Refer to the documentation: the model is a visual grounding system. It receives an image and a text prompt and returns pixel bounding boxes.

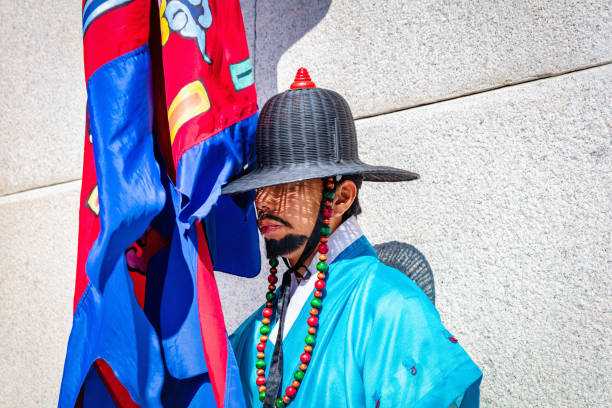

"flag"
[59,0,259,406]
[156,0,259,406]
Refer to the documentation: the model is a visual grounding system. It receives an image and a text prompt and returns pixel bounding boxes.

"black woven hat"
[221,68,419,195]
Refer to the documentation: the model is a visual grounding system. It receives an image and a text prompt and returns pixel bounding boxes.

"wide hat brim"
[221,161,419,195]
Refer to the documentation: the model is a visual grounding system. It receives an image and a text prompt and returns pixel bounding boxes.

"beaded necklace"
[254,177,336,407]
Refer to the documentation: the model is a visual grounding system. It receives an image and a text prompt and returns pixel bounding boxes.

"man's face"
[255,179,323,260]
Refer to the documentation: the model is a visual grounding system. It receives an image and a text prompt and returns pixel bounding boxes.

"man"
[223,68,482,407]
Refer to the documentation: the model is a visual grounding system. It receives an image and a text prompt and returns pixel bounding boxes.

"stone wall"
[1,0,610,406]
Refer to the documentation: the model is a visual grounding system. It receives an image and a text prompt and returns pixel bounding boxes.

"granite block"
[255,0,612,117]
[354,64,611,406]
[239,0,256,68]
[0,182,80,406]
[0,0,86,195]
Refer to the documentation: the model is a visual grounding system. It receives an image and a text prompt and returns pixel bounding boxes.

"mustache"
[258,213,292,228]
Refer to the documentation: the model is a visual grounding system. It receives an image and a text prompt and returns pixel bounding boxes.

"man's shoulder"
[338,252,432,304]
[332,252,441,334]
[333,233,433,303]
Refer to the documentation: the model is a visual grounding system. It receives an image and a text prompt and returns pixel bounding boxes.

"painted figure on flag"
[162,0,214,64]
[59,0,259,406]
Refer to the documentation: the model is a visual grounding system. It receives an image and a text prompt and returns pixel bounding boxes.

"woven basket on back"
[373,241,435,305]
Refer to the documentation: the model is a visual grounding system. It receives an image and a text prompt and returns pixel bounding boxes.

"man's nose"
[255,185,287,213]
[255,189,275,214]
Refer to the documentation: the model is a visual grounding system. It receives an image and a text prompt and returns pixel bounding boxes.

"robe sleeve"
[229,306,265,407]
[360,265,482,408]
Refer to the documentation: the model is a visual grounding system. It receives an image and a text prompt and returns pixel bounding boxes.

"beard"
[265,233,308,259]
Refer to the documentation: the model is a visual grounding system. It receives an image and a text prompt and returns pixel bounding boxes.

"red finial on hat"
[290,67,316,89]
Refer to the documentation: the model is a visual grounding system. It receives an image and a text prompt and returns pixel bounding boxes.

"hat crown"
[221,68,418,195]
[256,86,360,170]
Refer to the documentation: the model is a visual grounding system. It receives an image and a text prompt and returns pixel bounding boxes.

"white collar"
[269,216,363,344]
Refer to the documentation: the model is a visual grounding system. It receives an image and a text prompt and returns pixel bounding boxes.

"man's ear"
[331,179,357,221]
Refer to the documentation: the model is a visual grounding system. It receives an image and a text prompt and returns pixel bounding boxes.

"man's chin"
[264,234,308,259]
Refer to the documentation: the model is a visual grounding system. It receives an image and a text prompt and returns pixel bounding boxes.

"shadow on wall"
[254,0,331,105]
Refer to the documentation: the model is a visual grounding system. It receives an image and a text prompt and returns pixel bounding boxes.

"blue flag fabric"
[59,45,166,407]
[61,0,259,405]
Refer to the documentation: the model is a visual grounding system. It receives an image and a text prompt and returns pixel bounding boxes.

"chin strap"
[263,179,331,408]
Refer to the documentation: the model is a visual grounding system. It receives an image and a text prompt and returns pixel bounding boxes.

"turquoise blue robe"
[230,236,482,407]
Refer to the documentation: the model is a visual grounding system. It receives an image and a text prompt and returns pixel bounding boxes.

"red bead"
[285,386,297,397]
[314,280,326,290]
[268,275,278,284]
[322,208,333,218]
[307,316,318,326]
[318,244,329,254]
[256,376,266,386]
[265,301,274,308]
[257,342,266,352]
[313,290,322,298]
[300,353,311,363]
[262,308,273,317]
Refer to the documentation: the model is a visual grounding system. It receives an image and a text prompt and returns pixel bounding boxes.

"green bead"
[260,325,270,335]
[275,398,286,408]
[256,359,266,369]
[294,370,305,381]
[310,298,322,308]
[320,226,331,236]
[266,292,276,301]
[269,258,279,267]
[324,190,335,200]
[305,334,316,345]
[259,391,266,401]
[316,261,327,272]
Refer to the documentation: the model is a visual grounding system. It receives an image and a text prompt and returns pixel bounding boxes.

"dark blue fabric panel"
[160,223,208,379]
[204,192,260,278]
[82,365,117,407]
[160,337,247,408]
[162,371,216,408]
[175,114,260,278]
